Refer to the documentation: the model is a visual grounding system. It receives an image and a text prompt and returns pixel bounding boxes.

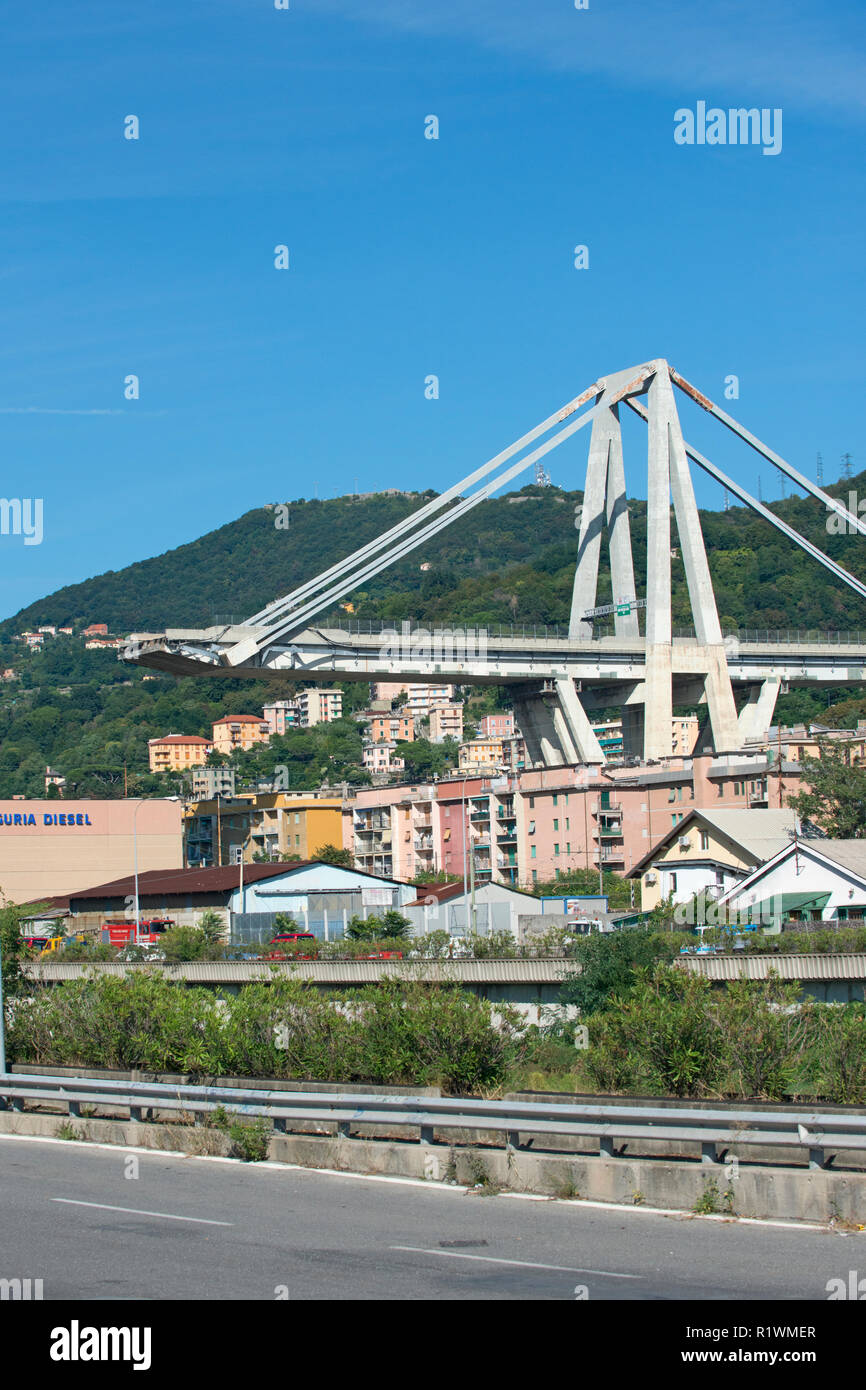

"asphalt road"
[0,1134,861,1301]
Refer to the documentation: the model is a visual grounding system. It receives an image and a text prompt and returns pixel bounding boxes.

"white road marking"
[389,1244,641,1278]
[0,1134,831,1234]
[50,1197,232,1227]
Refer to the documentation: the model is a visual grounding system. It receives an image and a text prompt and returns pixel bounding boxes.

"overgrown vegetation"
[8,975,523,1094]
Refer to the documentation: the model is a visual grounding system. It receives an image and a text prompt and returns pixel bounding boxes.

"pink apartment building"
[344,752,801,889]
[478,712,515,739]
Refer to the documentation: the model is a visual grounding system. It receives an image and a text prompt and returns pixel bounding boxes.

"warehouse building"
[51,859,414,943]
[0,798,184,907]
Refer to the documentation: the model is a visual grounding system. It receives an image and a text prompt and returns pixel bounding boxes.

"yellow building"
[628,808,800,912]
[148,733,212,774]
[184,792,344,866]
[212,714,272,755]
[459,736,504,770]
[248,793,344,860]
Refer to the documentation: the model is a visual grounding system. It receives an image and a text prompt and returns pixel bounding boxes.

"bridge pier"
[737,677,783,744]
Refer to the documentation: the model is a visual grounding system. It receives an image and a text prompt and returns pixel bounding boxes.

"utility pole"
[0,931,6,1075]
[816,452,824,484]
[842,452,854,480]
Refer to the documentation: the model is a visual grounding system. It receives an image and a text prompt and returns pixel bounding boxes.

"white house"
[719,839,866,930]
[627,808,801,910]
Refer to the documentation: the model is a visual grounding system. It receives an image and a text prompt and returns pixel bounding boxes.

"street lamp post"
[133,796,180,947]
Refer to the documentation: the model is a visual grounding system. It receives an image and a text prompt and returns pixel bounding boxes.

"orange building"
[212,714,272,755]
[368,713,414,743]
[148,733,213,774]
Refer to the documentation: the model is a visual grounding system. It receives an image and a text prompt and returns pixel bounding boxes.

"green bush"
[9,974,522,1095]
[559,929,691,1016]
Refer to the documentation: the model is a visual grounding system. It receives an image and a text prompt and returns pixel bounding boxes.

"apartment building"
[478,712,514,739]
[405,684,454,718]
[262,700,300,737]
[459,736,505,770]
[212,714,272,755]
[371,681,409,701]
[188,766,237,800]
[343,751,805,891]
[429,703,463,743]
[295,688,343,727]
[758,722,866,764]
[368,713,414,743]
[362,742,405,777]
[148,733,213,774]
[185,792,343,866]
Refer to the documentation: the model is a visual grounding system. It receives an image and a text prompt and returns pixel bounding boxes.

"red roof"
[148,734,211,746]
[67,860,317,903]
[407,880,465,907]
[212,714,269,725]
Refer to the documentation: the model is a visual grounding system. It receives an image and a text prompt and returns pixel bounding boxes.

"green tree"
[558,929,685,1016]
[788,739,866,837]
[314,843,353,867]
[0,903,30,1000]
[197,910,225,945]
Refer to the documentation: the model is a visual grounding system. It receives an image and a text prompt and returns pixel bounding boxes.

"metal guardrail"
[2,1072,864,1171]
[305,617,866,647]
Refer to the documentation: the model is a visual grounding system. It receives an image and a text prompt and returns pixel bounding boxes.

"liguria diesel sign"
[0,813,94,828]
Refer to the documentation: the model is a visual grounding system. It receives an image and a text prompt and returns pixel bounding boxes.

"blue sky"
[1,0,864,617]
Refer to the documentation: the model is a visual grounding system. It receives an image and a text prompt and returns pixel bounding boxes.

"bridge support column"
[645,370,674,758]
[644,363,740,757]
[554,679,605,764]
[621,704,645,759]
[737,677,782,744]
[570,372,640,641]
[510,693,566,768]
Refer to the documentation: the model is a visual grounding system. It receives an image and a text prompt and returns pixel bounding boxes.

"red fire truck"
[102,919,174,948]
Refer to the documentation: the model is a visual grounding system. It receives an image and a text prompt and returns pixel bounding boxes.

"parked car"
[263,931,319,961]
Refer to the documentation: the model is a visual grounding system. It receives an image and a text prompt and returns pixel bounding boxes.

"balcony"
[594,801,622,815]
[497,832,517,845]
[414,816,433,829]
[596,846,625,863]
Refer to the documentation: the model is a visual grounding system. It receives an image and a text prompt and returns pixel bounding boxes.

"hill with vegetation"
[2,475,866,798]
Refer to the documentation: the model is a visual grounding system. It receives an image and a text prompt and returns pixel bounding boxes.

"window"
[531,869,537,883]
[565,818,570,830]
[553,795,558,807]
[295,835,300,847]
[554,844,560,856]
[529,796,535,809]
[669,873,677,893]
[566,842,570,854]
[553,819,559,832]
[294,813,301,824]
[565,794,569,806]
[700,831,710,850]
[531,845,536,859]
[528,820,536,834]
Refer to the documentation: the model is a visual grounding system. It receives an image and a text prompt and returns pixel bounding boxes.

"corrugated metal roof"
[24,959,568,984]
[678,953,866,981]
[66,860,411,903]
